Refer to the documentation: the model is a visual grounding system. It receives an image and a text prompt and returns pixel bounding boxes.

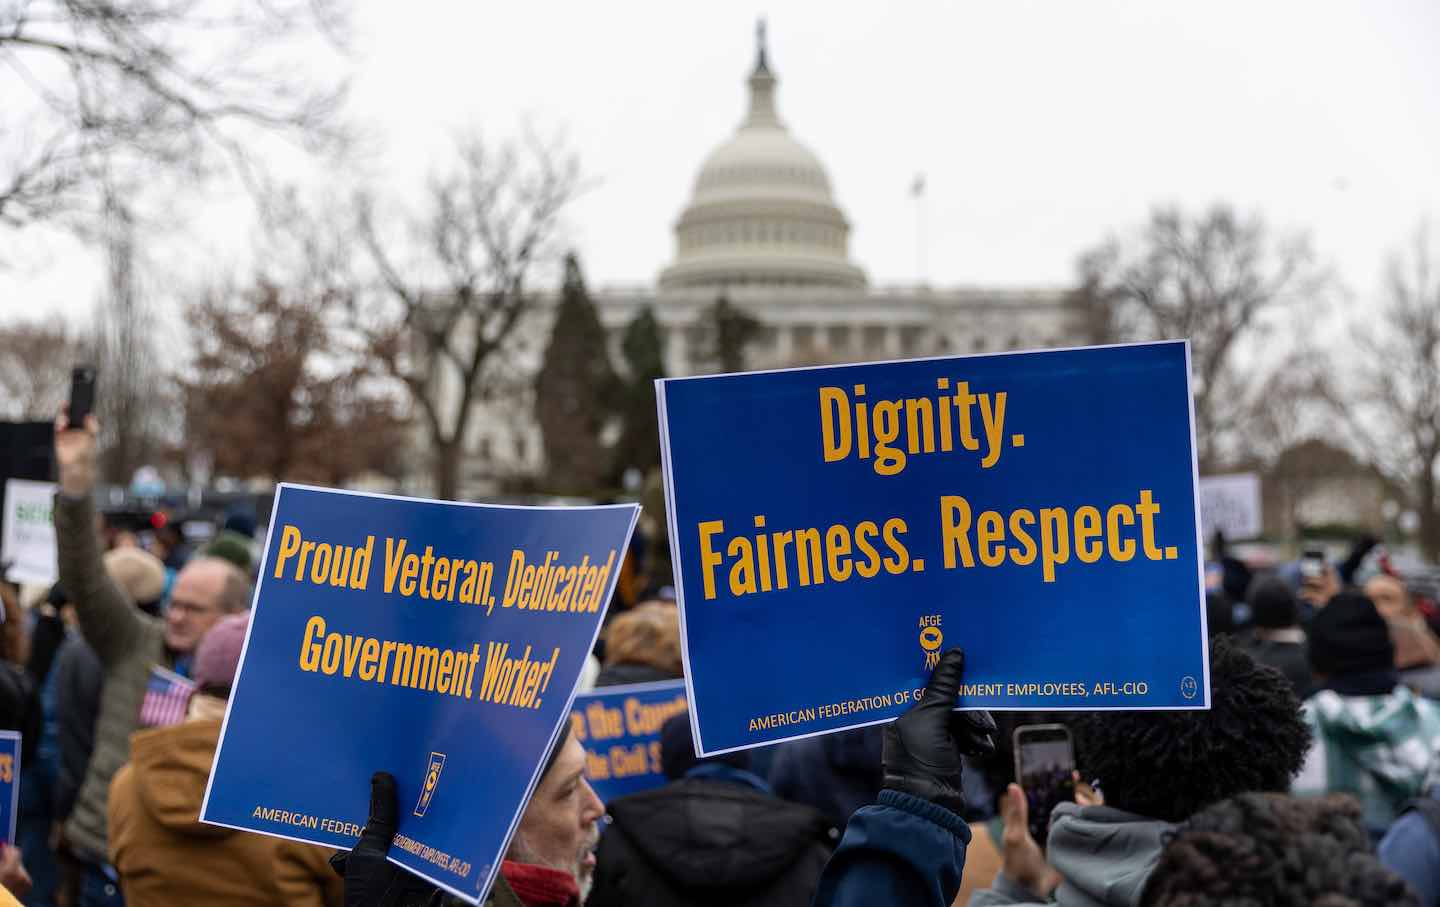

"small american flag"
[139,666,196,729]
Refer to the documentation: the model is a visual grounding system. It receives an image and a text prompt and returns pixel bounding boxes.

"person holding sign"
[335,721,603,907]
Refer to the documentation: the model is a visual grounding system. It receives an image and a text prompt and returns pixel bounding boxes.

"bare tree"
[1078,204,1328,469]
[0,0,349,235]
[0,314,83,418]
[1337,223,1440,559]
[183,279,408,486]
[353,134,582,500]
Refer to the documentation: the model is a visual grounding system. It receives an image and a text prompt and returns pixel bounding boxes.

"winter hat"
[541,714,573,779]
[1307,594,1395,677]
[193,613,250,696]
[204,530,254,573]
[1248,575,1299,630]
[103,547,166,607]
[659,711,749,780]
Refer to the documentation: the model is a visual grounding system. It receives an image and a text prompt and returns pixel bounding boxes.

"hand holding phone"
[1013,724,1076,844]
[68,366,97,426]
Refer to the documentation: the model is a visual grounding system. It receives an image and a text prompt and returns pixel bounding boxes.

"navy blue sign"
[202,485,639,903]
[0,731,17,845]
[657,341,1208,755]
[568,680,688,803]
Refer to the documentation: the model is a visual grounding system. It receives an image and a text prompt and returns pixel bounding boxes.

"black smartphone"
[1013,723,1076,844]
[69,365,97,425]
[1300,548,1327,581]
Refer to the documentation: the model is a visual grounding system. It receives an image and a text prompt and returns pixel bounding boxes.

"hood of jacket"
[606,777,831,890]
[1306,686,1440,795]
[1045,803,1172,907]
[128,718,231,839]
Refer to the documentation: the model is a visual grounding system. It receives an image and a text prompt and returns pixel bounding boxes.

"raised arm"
[813,648,995,907]
[53,412,143,666]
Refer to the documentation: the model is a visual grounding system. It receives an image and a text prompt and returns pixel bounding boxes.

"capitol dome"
[658,25,867,291]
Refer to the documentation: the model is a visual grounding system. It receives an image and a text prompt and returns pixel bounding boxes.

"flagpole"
[912,173,927,287]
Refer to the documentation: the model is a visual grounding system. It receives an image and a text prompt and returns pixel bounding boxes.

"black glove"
[882,648,997,815]
[330,772,442,907]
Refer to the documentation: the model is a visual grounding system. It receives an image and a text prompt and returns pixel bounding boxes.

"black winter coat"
[588,778,839,907]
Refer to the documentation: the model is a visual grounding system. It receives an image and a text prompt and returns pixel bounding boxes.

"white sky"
[3,0,1438,323]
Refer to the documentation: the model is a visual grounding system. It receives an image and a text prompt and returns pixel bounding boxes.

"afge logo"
[413,751,447,818]
[918,615,944,670]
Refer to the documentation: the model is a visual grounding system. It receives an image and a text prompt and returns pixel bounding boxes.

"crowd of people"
[1,413,1440,905]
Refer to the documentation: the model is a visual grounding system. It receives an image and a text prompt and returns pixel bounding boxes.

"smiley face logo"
[919,625,944,652]
[1180,676,1198,700]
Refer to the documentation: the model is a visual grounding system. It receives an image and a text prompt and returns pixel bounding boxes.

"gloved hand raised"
[882,647,997,816]
[330,772,441,907]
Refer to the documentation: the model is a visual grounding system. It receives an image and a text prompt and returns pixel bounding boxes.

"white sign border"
[656,338,1212,758]
[198,482,641,905]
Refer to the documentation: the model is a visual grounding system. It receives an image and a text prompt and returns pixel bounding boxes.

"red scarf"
[500,860,579,907]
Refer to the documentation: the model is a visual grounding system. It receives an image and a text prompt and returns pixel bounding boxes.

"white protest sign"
[1198,472,1262,540]
[2,479,58,585]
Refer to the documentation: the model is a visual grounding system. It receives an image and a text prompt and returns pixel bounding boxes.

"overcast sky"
[3,0,1438,323]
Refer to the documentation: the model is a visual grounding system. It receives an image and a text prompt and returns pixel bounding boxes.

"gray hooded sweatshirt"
[968,802,1173,907]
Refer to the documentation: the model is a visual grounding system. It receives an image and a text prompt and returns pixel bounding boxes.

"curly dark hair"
[1141,793,1418,907]
[1073,634,1311,822]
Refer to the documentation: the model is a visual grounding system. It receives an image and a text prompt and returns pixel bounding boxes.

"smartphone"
[1013,723,1076,844]
[1300,549,1326,581]
[69,365,98,426]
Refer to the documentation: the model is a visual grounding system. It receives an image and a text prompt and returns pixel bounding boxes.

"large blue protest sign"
[202,485,639,903]
[0,731,18,845]
[568,680,688,803]
[658,341,1207,756]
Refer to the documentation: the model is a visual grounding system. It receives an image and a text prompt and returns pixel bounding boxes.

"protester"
[1293,592,1440,836]
[969,634,1312,906]
[807,648,995,906]
[337,722,604,906]
[1141,793,1417,906]
[20,584,69,907]
[0,584,41,905]
[1367,573,1440,698]
[1238,573,1312,699]
[595,603,682,687]
[587,712,838,906]
[107,613,341,906]
[52,411,251,907]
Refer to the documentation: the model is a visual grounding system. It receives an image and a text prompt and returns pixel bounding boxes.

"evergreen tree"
[611,307,667,482]
[702,292,762,373]
[535,253,619,495]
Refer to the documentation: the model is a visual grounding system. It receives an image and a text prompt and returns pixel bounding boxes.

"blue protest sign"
[657,341,1208,756]
[0,731,19,845]
[568,680,688,803]
[202,485,639,903]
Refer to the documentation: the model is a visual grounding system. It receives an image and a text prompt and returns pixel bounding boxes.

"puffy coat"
[588,775,838,907]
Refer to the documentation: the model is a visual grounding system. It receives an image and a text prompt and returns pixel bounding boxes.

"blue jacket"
[813,789,970,907]
[1380,799,1440,907]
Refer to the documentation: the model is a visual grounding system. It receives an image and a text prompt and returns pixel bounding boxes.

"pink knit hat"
[193,613,250,693]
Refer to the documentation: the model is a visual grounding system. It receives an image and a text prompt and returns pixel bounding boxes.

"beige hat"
[103,548,166,605]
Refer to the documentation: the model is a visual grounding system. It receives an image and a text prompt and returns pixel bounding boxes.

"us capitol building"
[458,28,1079,495]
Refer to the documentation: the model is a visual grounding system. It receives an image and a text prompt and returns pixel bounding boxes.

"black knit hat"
[541,714,573,779]
[1307,593,1394,677]
[1248,575,1299,629]
[659,712,749,780]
